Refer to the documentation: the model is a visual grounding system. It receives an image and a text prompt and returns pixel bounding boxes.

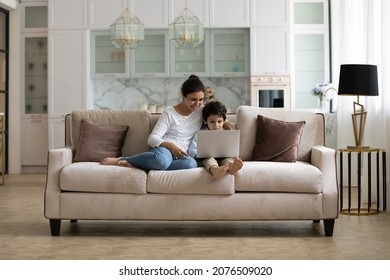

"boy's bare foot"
[100,157,120,165]
[228,157,243,175]
[210,165,229,180]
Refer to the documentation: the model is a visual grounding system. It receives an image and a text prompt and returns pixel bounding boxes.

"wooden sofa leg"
[323,219,335,236]
[50,219,61,236]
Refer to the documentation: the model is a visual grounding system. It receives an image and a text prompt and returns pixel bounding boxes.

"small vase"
[319,95,326,112]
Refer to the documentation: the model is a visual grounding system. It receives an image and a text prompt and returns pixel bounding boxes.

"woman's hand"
[160,142,188,159]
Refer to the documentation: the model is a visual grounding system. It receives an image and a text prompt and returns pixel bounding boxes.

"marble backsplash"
[93,77,251,113]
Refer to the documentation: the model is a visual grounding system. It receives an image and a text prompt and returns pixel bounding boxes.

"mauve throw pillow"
[73,119,129,162]
[251,115,305,162]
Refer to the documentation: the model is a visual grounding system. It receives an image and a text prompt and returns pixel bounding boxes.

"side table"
[337,147,387,215]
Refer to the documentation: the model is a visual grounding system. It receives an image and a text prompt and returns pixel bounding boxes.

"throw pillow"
[251,114,305,162]
[73,119,129,162]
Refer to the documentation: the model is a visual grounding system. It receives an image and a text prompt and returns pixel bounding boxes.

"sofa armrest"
[311,145,339,218]
[44,147,73,219]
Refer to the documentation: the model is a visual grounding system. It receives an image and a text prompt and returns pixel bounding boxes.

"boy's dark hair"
[181,74,205,96]
[202,100,227,122]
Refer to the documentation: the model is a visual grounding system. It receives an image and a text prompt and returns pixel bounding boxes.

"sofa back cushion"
[71,109,151,157]
[236,106,323,162]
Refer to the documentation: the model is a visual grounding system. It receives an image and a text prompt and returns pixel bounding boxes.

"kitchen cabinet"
[170,31,210,78]
[49,118,66,149]
[210,29,249,77]
[48,29,89,150]
[91,30,169,78]
[132,30,169,77]
[91,31,128,78]
[88,0,122,30]
[23,34,48,115]
[48,0,88,30]
[48,30,88,119]
[209,0,250,27]
[21,117,48,166]
[134,0,169,28]
[250,0,289,27]
[250,27,290,75]
[292,0,330,110]
[21,1,48,32]
[21,2,49,168]
[169,0,209,27]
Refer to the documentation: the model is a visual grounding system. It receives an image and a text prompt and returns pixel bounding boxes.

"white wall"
[8,3,22,174]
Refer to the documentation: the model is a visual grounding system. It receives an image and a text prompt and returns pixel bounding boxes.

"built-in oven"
[250,75,291,109]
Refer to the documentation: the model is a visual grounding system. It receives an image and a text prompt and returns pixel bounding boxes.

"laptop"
[196,130,240,158]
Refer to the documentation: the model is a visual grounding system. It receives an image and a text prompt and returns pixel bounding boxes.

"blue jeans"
[122,147,197,172]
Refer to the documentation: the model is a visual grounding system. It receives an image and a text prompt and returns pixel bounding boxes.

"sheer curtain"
[331,0,389,209]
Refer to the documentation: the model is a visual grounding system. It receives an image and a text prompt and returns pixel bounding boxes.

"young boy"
[197,100,243,179]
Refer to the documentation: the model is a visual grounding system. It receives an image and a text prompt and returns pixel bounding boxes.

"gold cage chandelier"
[110,0,144,49]
[169,0,204,48]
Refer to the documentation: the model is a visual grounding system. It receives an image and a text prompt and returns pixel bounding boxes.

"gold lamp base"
[350,100,369,148]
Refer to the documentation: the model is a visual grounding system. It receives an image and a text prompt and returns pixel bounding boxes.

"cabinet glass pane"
[214,33,246,73]
[25,37,48,114]
[174,42,206,73]
[134,34,165,74]
[25,6,48,28]
[294,3,324,24]
[94,35,126,74]
[294,34,325,109]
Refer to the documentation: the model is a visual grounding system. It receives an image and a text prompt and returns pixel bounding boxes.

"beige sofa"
[44,106,339,236]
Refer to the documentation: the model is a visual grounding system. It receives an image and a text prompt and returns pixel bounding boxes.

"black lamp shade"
[338,64,379,96]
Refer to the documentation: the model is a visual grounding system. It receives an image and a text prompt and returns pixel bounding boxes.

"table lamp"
[338,64,379,149]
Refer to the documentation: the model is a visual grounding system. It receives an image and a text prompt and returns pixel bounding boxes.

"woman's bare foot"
[100,157,121,165]
[118,160,135,168]
[228,157,243,175]
[210,165,229,180]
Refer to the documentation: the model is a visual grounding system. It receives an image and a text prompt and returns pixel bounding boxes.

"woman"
[101,75,205,171]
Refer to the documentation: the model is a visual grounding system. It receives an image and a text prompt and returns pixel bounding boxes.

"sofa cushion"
[251,115,305,162]
[147,168,235,195]
[234,161,322,193]
[73,119,129,162]
[236,106,318,162]
[60,162,147,194]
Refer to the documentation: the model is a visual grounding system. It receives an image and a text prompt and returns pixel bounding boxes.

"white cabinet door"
[132,30,170,78]
[49,0,88,30]
[250,0,289,27]
[170,31,210,78]
[48,118,66,149]
[134,0,169,28]
[48,30,87,118]
[209,0,250,27]
[89,0,123,30]
[21,117,48,165]
[91,30,129,79]
[169,0,209,27]
[210,29,249,77]
[250,27,290,75]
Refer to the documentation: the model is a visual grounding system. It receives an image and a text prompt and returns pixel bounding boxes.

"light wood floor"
[0,173,389,260]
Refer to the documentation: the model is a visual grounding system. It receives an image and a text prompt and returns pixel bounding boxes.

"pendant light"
[169,0,204,48]
[110,0,144,49]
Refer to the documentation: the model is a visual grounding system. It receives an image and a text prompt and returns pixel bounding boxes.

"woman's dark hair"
[202,100,227,122]
[181,74,205,96]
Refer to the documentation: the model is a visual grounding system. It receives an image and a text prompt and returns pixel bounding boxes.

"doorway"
[0,8,9,174]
